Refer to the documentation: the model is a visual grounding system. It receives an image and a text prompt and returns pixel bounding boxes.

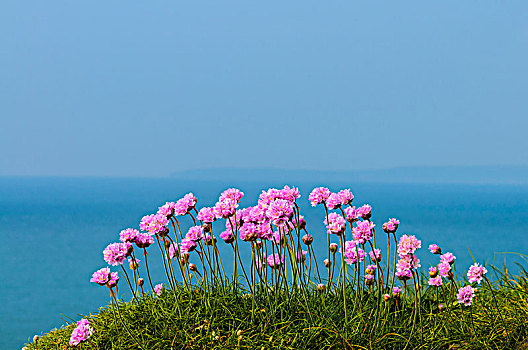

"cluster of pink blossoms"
[267,253,284,269]
[139,213,169,235]
[352,220,375,244]
[309,187,331,206]
[467,263,487,284]
[356,204,372,220]
[457,285,476,306]
[69,319,93,346]
[382,218,400,233]
[157,201,176,218]
[90,267,111,286]
[103,242,133,266]
[342,241,366,265]
[324,213,346,235]
[174,193,197,216]
[396,235,421,281]
[154,283,163,296]
[326,189,354,209]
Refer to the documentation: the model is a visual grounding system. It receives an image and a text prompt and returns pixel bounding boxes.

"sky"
[1,1,527,177]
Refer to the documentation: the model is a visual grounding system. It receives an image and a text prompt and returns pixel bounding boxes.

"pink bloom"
[239,222,259,241]
[108,272,119,288]
[309,187,331,206]
[366,264,377,274]
[168,243,178,259]
[369,249,382,262]
[219,188,244,203]
[296,250,308,262]
[438,262,451,277]
[352,220,375,244]
[345,206,359,222]
[103,242,133,266]
[428,244,442,254]
[154,283,163,296]
[356,204,372,220]
[392,287,402,296]
[214,198,238,219]
[325,212,346,235]
[134,232,154,248]
[279,185,300,203]
[197,207,216,223]
[382,218,399,233]
[397,235,421,257]
[457,285,476,306]
[440,252,456,265]
[248,204,268,223]
[174,193,197,216]
[292,215,306,230]
[267,253,284,269]
[186,226,204,242]
[397,254,421,270]
[157,202,176,217]
[220,229,234,244]
[258,188,282,205]
[342,241,366,264]
[69,318,94,346]
[90,267,111,285]
[467,263,488,284]
[428,276,442,287]
[179,238,197,253]
[338,189,354,206]
[266,199,294,226]
[396,267,412,281]
[326,193,342,210]
[139,213,169,235]
[364,274,375,284]
[119,228,139,243]
[429,266,438,277]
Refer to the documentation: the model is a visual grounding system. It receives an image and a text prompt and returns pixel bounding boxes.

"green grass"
[25,266,528,350]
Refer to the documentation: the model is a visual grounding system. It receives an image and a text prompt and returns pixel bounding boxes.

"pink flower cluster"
[467,263,487,284]
[154,283,163,296]
[140,213,169,235]
[457,285,476,306]
[382,218,400,233]
[69,319,93,346]
[309,187,331,206]
[90,267,111,285]
[326,189,354,209]
[267,253,284,269]
[342,240,366,265]
[103,242,133,266]
[352,220,375,244]
[396,234,421,281]
[356,204,372,220]
[325,212,346,235]
[174,193,197,216]
[197,207,216,223]
[157,202,176,218]
[345,206,359,222]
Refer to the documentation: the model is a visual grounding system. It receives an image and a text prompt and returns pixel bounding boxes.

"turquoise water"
[1,178,527,349]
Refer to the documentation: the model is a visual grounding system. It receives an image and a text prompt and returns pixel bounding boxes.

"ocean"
[1,177,527,349]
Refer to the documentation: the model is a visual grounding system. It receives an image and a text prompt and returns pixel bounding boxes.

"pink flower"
[396,267,412,281]
[352,220,375,244]
[382,218,399,233]
[174,193,197,216]
[108,272,119,288]
[342,241,366,264]
[220,229,235,244]
[397,254,421,270]
[90,267,111,285]
[428,244,442,254]
[154,283,163,296]
[338,189,354,206]
[266,199,294,227]
[326,193,342,210]
[103,242,133,266]
[157,202,176,218]
[179,238,197,253]
[197,207,216,223]
[364,274,375,285]
[296,250,308,262]
[258,188,282,205]
[248,204,268,223]
[438,262,451,277]
[392,287,402,297]
[356,204,372,220]
[325,212,346,235]
[429,266,438,277]
[186,226,204,242]
[219,188,244,203]
[168,243,178,259]
[397,235,421,257]
[69,318,94,346]
[134,232,154,248]
[457,285,476,306]
[267,253,284,269]
[345,206,359,222]
[239,222,259,241]
[309,187,331,206]
[292,215,306,230]
[467,263,488,284]
[428,276,442,287]
[440,252,456,265]
[369,249,382,262]
[139,213,169,235]
[119,228,139,243]
[279,185,300,203]
[214,198,238,219]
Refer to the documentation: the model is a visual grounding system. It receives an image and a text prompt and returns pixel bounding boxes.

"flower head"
[139,213,169,235]
[119,228,139,243]
[219,188,244,203]
[352,220,375,244]
[457,285,476,306]
[134,232,154,248]
[174,193,197,216]
[357,204,372,220]
[108,272,119,288]
[103,242,133,266]
[428,276,442,287]
[345,206,359,222]
[186,226,204,242]
[154,283,164,296]
[369,249,382,262]
[440,252,456,265]
[220,229,235,244]
[197,207,216,223]
[309,187,331,206]
[157,202,176,218]
[467,263,488,284]
[342,241,366,265]
[382,218,399,233]
[214,198,238,219]
[266,199,294,226]
[325,212,346,235]
[267,253,284,269]
[69,318,94,346]
[90,267,111,285]
[397,235,421,257]
[428,244,442,254]
[438,262,451,277]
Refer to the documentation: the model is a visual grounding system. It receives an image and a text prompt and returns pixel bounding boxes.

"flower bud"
[324,259,331,268]
[180,252,190,264]
[236,330,242,336]
[317,283,326,291]
[129,260,139,270]
[438,304,445,311]
[302,234,313,246]
[429,269,438,278]
[138,278,144,286]
[158,227,170,237]
[447,271,454,280]
[33,335,39,344]
[163,239,171,249]
[329,243,338,253]
[365,274,375,285]
[189,263,198,272]
[202,222,212,233]
[382,294,390,302]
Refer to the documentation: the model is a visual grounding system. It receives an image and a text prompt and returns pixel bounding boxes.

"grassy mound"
[25,269,528,350]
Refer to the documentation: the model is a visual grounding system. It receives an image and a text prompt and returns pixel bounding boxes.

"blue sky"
[1,1,527,177]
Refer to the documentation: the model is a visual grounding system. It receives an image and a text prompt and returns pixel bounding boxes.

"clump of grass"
[23,186,528,349]
[25,266,528,349]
